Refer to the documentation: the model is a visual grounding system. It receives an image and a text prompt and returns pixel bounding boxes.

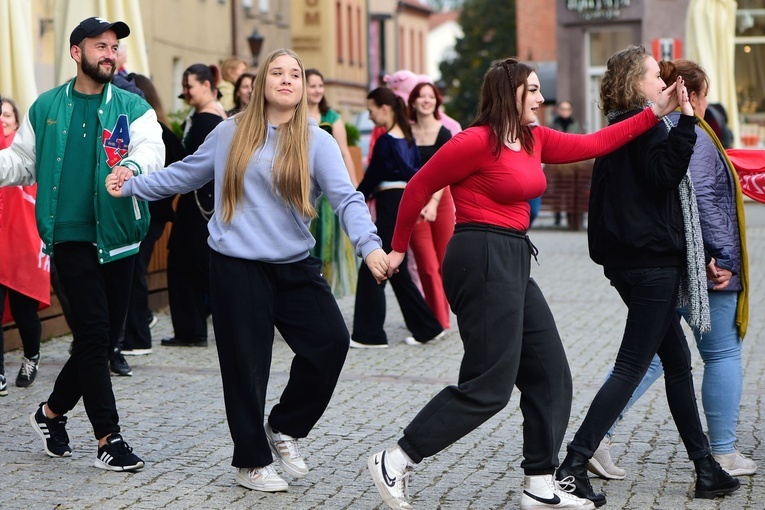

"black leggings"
[567,266,709,460]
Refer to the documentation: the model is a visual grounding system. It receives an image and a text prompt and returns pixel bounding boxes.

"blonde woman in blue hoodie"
[106,49,388,493]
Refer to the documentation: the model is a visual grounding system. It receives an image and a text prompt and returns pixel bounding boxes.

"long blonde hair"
[221,49,313,223]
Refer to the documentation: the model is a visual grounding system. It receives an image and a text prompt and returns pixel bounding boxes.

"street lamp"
[247,30,265,67]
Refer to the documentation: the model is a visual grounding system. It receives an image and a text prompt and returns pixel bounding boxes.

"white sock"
[390,445,417,468]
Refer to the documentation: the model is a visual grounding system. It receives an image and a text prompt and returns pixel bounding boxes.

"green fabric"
[697,115,749,338]
[309,195,359,297]
[25,80,160,263]
[54,89,101,243]
[319,109,340,134]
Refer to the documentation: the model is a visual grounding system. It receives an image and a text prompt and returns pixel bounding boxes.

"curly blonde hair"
[599,45,652,115]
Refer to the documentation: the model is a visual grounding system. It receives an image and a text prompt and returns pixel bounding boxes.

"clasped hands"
[104,166,133,197]
[651,76,694,118]
[364,249,406,284]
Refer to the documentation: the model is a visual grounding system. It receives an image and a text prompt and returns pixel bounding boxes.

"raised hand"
[652,77,684,118]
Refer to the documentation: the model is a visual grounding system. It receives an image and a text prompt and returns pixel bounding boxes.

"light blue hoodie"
[121,117,381,263]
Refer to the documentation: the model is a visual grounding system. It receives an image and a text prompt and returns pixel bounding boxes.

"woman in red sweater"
[366,58,687,510]
[0,97,49,394]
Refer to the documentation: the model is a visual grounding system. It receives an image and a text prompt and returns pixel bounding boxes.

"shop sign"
[566,0,630,20]
[651,38,683,61]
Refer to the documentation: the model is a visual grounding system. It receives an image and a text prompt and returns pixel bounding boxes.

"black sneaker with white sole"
[94,434,144,471]
[29,403,72,457]
[16,355,39,387]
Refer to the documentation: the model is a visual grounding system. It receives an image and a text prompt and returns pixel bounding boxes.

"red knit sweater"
[392,107,659,252]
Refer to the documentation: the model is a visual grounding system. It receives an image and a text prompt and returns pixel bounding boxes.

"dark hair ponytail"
[367,87,415,145]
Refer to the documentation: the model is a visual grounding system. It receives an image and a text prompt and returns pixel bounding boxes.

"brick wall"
[516,0,557,61]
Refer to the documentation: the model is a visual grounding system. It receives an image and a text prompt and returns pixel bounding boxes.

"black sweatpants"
[352,188,442,344]
[210,251,349,468]
[398,224,573,474]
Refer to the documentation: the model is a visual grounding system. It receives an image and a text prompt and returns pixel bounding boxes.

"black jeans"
[567,266,710,460]
[46,242,134,440]
[167,211,210,342]
[0,286,41,372]
[352,188,442,344]
[398,225,573,474]
[210,251,349,468]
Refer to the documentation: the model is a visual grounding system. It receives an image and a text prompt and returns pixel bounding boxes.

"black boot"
[694,454,740,499]
[556,451,606,507]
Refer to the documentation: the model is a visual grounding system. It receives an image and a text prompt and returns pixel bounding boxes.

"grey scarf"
[607,106,711,333]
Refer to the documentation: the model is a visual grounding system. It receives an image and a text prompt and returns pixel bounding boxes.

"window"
[348,5,354,65]
[735,3,765,118]
[585,29,634,132]
[336,1,343,63]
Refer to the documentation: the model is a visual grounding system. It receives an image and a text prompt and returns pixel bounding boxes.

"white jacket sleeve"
[0,114,37,186]
[121,108,165,176]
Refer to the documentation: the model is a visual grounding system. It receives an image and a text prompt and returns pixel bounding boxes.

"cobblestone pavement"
[1,205,764,509]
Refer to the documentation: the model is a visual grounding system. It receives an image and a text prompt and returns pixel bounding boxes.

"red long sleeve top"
[391,107,660,252]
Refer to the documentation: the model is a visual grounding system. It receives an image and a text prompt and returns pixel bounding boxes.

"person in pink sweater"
[365,57,687,510]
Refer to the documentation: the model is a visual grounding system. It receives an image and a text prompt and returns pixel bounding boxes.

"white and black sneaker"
[521,474,596,509]
[16,355,39,387]
[94,434,144,471]
[368,447,413,510]
[29,403,72,457]
[0,374,7,396]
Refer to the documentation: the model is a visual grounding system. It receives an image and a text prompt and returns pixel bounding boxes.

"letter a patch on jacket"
[103,114,130,167]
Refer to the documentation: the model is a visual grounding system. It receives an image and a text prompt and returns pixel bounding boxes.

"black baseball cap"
[69,17,130,47]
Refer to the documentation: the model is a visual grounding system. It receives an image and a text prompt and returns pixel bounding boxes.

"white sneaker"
[236,465,288,492]
[122,348,153,356]
[521,474,596,509]
[349,339,389,349]
[587,437,626,480]
[368,448,413,510]
[404,331,445,346]
[265,422,309,478]
[713,451,757,476]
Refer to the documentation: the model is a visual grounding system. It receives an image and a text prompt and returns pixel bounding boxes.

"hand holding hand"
[113,165,134,187]
[365,248,390,283]
[706,257,732,290]
[105,173,124,197]
[386,250,405,278]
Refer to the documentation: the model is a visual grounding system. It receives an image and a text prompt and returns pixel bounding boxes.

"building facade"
[290,0,369,121]
[557,0,691,133]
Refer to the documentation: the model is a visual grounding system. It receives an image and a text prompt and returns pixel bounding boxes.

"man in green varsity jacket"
[0,16,164,472]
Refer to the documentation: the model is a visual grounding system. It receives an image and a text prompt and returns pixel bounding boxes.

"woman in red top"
[0,97,49,394]
[366,58,687,510]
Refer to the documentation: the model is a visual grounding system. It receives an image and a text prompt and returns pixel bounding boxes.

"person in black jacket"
[161,64,227,348]
[555,45,740,506]
[120,74,186,355]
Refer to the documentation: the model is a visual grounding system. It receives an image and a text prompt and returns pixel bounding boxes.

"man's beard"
[81,54,115,84]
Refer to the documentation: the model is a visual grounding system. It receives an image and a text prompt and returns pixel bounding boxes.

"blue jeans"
[606,291,742,454]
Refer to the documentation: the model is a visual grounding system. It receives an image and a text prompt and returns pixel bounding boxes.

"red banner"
[0,133,51,323]
[726,149,765,204]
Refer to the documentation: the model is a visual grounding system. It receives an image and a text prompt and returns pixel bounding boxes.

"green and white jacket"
[0,80,164,263]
